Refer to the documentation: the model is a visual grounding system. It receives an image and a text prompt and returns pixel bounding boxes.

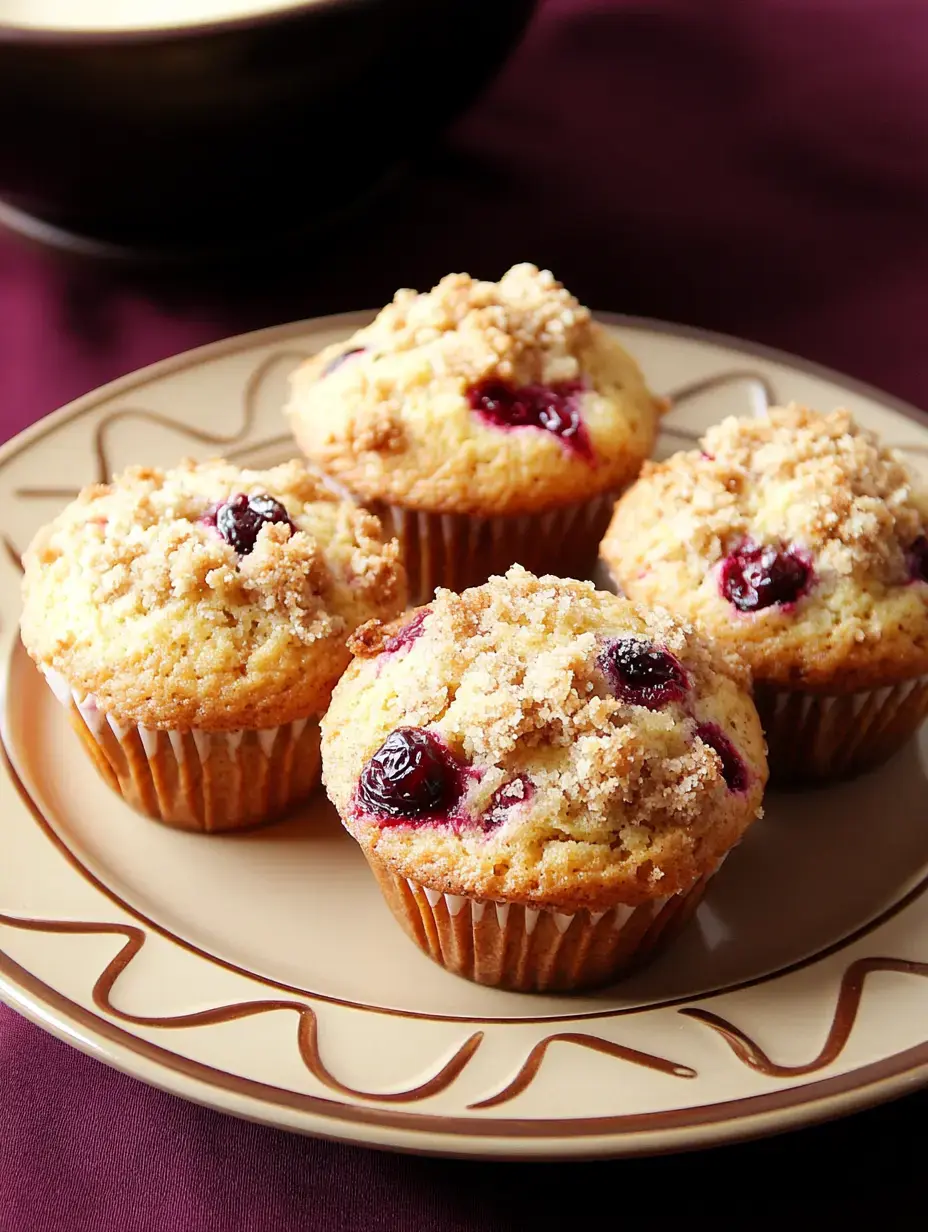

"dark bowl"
[0,0,535,257]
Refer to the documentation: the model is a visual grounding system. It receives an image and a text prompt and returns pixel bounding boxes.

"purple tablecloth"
[3,1,928,1226]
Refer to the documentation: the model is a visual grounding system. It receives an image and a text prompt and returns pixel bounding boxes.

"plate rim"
[2,308,928,1158]
[4,941,928,1160]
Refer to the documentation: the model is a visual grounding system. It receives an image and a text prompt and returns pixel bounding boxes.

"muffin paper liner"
[373,489,622,607]
[366,853,722,993]
[754,674,928,785]
[42,669,321,833]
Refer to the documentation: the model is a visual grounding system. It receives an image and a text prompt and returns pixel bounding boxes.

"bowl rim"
[0,0,372,45]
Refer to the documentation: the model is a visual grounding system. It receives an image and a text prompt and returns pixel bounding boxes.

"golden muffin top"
[602,404,928,690]
[321,566,766,911]
[20,458,405,729]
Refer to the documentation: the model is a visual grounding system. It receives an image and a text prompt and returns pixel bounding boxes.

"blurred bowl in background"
[0,0,536,257]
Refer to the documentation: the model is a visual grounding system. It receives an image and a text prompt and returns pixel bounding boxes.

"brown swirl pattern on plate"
[680,957,928,1077]
[0,911,696,1105]
[468,1033,696,1110]
[14,347,311,505]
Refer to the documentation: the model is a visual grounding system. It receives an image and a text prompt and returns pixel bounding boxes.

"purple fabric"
[2,0,928,1224]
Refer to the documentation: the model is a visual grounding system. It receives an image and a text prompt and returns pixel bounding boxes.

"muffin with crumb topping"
[321,566,766,992]
[601,404,928,783]
[286,263,663,604]
[20,458,405,832]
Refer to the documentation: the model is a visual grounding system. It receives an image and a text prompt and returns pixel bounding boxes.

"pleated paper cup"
[372,489,621,607]
[754,675,928,785]
[365,852,721,993]
[43,669,321,833]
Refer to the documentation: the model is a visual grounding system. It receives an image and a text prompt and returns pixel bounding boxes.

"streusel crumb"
[361,264,595,387]
[20,458,405,728]
[321,567,766,910]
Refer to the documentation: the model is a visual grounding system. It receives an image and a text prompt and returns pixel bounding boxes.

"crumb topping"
[322,567,766,908]
[673,405,925,579]
[355,264,594,388]
[20,458,405,728]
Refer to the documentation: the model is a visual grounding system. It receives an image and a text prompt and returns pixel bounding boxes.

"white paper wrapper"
[754,674,928,784]
[366,854,721,993]
[43,669,321,832]
[372,489,622,606]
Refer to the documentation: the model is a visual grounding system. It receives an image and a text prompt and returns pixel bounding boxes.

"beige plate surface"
[2,313,928,1159]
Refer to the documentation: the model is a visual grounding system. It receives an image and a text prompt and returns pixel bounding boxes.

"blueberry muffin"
[21,458,405,832]
[601,405,928,782]
[320,566,766,992]
[286,263,663,604]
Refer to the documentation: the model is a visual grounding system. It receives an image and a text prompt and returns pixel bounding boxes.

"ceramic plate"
[2,312,928,1160]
